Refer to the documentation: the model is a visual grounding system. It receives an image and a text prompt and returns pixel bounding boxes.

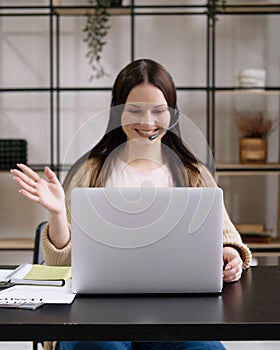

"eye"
[153,108,168,114]
[128,109,141,114]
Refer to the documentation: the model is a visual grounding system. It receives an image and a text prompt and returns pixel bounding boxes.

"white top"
[105,157,174,188]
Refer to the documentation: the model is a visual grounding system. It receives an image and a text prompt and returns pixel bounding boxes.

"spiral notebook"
[0,263,71,287]
[0,268,76,310]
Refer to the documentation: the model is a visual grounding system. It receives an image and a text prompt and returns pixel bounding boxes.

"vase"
[239,138,267,164]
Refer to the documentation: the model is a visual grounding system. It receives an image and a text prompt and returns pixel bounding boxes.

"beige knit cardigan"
[42,158,252,268]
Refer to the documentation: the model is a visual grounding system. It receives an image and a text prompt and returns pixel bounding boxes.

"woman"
[11,59,251,350]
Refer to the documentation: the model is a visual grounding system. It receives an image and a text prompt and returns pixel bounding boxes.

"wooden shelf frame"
[220,2,280,14]
[216,163,280,176]
[0,238,34,251]
[247,239,280,258]
[215,88,280,95]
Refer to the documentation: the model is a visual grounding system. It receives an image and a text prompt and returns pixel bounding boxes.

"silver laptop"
[71,187,223,294]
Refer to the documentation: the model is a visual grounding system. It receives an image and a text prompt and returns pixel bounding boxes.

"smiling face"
[121,84,171,142]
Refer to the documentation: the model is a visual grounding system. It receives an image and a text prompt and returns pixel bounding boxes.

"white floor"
[0,342,280,349]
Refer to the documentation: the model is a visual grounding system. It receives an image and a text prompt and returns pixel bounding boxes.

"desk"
[0,266,279,342]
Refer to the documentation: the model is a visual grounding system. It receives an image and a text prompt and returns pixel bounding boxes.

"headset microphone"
[148,133,160,141]
[148,113,179,141]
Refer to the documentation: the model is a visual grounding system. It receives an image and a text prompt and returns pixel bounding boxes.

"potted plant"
[235,111,276,164]
[83,0,123,80]
[207,0,227,27]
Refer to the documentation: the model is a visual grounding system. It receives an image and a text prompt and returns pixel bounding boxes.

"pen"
[0,283,14,291]
[0,263,29,284]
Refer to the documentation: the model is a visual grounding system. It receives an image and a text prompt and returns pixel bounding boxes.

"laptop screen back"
[71,187,223,294]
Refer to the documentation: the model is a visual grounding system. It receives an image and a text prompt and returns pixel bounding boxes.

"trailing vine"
[83,0,120,80]
[207,0,227,27]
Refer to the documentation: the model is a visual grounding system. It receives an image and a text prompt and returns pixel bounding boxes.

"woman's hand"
[11,164,65,215]
[223,246,243,283]
[11,164,70,249]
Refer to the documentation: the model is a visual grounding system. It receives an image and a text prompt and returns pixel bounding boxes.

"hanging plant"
[207,0,227,27]
[83,0,122,80]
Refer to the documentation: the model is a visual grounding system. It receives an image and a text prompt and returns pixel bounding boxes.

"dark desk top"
[0,266,280,342]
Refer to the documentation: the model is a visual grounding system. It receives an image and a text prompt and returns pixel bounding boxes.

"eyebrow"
[126,103,168,108]
[126,104,141,108]
[152,104,168,109]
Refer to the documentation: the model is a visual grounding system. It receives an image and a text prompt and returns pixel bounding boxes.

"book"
[235,223,265,234]
[0,269,76,309]
[0,263,71,287]
[236,223,273,243]
[241,234,272,244]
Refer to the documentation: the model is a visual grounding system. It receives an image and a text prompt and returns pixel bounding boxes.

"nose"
[140,110,154,126]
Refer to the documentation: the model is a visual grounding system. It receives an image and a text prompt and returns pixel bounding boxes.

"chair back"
[33,221,47,264]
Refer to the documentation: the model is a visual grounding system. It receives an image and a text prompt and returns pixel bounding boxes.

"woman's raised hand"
[11,164,65,215]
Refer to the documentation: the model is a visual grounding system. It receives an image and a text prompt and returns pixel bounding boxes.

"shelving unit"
[0,0,212,260]
[212,1,280,261]
[0,1,280,262]
[215,163,280,259]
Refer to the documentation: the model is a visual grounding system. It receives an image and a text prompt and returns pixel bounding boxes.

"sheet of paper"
[0,282,75,304]
[0,269,13,281]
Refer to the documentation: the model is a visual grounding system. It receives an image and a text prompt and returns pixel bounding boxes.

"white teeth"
[137,129,158,135]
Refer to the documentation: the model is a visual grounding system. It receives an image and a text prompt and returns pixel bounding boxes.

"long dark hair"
[64,59,200,189]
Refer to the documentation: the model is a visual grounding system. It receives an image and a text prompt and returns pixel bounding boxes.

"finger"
[18,188,40,203]
[224,276,238,283]
[224,267,239,278]
[44,166,60,184]
[224,254,242,269]
[11,168,37,188]
[16,163,40,182]
[223,266,241,281]
[224,259,242,274]
[223,270,242,283]
[223,264,242,282]
[13,176,38,195]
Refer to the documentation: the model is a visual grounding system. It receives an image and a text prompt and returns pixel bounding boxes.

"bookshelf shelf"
[0,239,34,251]
[216,163,280,176]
